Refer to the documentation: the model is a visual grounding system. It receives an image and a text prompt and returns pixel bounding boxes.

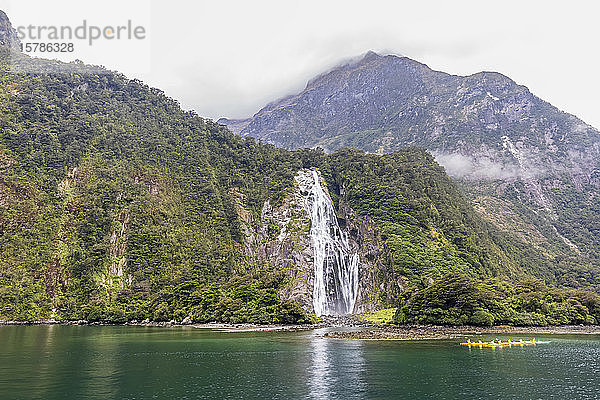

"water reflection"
[80,329,120,399]
[2,327,598,399]
[308,330,366,399]
[309,334,331,399]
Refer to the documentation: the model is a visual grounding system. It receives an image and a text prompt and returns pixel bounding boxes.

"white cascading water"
[305,170,359,316]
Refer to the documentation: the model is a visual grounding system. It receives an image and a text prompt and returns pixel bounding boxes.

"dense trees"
[1,49,599,325]
[0,50,308,322]
[325,149,600,289]
[394,274,600,326]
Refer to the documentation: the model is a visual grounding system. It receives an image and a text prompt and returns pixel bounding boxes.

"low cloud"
[433,152,522,180]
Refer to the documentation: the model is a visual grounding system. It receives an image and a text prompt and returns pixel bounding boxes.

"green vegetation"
[0,48,598,325]
[325,149,599,288]
[224,51,600,299]
[80,274,316,324]
[0,49,306,322]
[394,274,600,326]
[359,308,397,324]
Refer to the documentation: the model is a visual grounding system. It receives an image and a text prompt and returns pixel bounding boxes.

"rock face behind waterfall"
[235,168,398,315]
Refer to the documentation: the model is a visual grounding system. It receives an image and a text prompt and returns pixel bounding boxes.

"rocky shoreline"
[0,318,318,332]
[0,314,365,330]
[324,324,600,340]
[3,317,600,339]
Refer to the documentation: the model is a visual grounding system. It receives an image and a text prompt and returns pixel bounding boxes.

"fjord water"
[1,326,599,399]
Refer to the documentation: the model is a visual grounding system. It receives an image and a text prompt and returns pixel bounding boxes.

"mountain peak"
[362,50,381,61]
[0,10,21,51]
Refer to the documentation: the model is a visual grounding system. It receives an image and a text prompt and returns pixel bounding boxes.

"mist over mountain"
[220,51,600,269]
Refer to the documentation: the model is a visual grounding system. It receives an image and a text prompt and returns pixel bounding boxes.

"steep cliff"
[237,168,398,314]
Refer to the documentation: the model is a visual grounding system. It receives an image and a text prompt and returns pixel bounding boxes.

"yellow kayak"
[460,338,538,347]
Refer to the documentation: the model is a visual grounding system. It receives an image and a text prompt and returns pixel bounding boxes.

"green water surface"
[0,326,598,399]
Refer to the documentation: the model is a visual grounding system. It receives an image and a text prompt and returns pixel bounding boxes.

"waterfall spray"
[302,170,359,316]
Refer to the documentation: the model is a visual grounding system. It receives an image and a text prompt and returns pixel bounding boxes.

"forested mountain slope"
[220,51,600,283]
[0,26,598,324]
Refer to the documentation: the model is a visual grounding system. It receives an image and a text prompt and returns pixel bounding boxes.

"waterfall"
[302,170,359,316]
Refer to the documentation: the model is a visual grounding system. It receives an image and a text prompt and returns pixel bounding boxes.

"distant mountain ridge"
[219,51,600,268]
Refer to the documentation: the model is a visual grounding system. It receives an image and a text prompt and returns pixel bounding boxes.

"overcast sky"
[1,0,599,128]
